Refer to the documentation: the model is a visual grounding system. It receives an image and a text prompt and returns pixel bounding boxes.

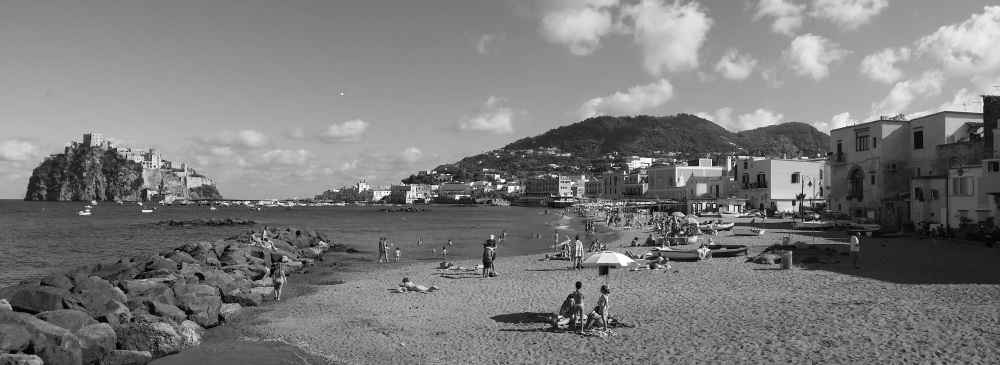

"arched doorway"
[849,168,864,201]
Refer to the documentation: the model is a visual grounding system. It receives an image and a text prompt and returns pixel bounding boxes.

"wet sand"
[154,218,1000,364]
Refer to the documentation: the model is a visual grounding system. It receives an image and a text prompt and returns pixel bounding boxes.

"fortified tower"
[83,133,104,148]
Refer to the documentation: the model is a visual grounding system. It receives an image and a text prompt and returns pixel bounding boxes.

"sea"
[0,200,591,287]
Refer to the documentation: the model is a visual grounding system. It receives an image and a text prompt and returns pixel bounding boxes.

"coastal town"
[315,99,1000,237]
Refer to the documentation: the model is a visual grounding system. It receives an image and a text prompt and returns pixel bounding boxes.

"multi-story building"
[365,187,392,202]
[390,184,431,204]
[83,133,103,148]
[585,178,603,198]
[736,158,827,214]
[645,158,730,200]
[625,156,653,170]
[829,111,984,229]
[439,182,473,200]
[980,95,1000,223]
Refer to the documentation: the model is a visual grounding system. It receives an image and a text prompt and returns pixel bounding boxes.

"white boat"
[650,247,701,260]
[701,222,735,231]
[733,227,767,236]
[210,206,218,211]
[84,205,92,209]
[78,210,91,216]
[141,209,154,213]
[791,220,835,230]
[90,200,97,205]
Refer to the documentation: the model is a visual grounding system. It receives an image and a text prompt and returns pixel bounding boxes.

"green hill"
[406,114,829,182]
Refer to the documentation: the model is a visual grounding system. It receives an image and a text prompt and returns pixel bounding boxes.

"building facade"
[645,158,729,200]
[390,184,431,204]
[736,158,826,214]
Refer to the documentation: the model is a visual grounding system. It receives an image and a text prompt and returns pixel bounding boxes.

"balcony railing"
[740,182,769,190]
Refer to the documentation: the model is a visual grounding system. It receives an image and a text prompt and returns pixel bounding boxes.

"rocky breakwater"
[154,217,257,227]
[0,226,332,365]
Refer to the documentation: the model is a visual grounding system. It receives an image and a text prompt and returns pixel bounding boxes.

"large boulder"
[218,303,241,323]
[0,354,43,365]
[0,298,11,311]
[101,267,141,282]
[35,309,98,332]
[114,322,183,359]
[218,248,252,267]
[249,286,274,298]
[118,279,171,297]
[174,295,221,328]
[40,275,74,290]
[76,323,116,365]
[197,270,237,292]
[95,300,132,326]
[176,320,204,349]
[97,350,152,365]
[244,264,269,281]
[271,241,296,253]
[222,289,262,307]
[90,262,131,279]
[245,247,273,268]
[149,302,186,324]
[142,257,177,273]
[0,312,83,365]
[0,323,31,353]
[70,277,114,294]
[297,247,323,259]
[0,285,72,314]
[165,251,198,266]
[134,286,175,307]
[63,288,129,318]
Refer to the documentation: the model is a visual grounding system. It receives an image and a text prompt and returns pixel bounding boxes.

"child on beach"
[572,281,585,333]
[441,247,447,257]
[394,247,401,262]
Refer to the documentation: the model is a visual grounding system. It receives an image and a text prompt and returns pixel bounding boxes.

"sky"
[1,0,998,199]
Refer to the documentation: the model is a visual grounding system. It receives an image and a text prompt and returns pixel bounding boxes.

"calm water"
[0,200,589,287]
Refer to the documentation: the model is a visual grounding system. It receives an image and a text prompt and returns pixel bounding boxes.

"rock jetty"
[154,217,257,227]
[0,226,332,365]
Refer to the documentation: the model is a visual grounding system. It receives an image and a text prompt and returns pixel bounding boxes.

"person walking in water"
[377,237,389,263]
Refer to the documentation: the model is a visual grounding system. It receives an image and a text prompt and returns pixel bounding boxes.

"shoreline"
[193,217,1000,364]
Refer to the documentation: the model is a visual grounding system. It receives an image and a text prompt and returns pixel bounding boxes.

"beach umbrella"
[581,251,636,287]
[671,212,686,218]
[682,217,699,226]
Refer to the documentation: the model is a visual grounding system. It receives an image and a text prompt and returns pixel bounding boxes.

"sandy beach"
[158,219,1000,364]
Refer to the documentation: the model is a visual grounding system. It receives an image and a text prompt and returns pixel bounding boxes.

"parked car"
[846,217,881,236]
[964,224,999,247]
[821,213,854,228]
[794,210,821,220]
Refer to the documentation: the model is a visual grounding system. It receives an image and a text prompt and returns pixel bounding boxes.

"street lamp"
[798,175,816,222]
[944,158,965,234]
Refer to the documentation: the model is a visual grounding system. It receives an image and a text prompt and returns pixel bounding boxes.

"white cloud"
[810,112,857,133]
[194,130,269,148]
[859,47,911,84]
[715,48,759,80]
[694,107,735,130]
[209,146,234,157]
[782,34,852,80]
[913,6,1000,90]
[811,0,888,30]
[476,34,498,55]
[753,0,806,37]
[577,78,674,119]
[620,0,713,75]
[538,1,617,56]
[0,140,39,161]
[320,119,369,143]
[870,69,945,118]
[936,88,984,113]
[760,67,785,88]
[736,109,784,131]
[285,126,307,140]
[457,97,525,134]
[261,149,313,167]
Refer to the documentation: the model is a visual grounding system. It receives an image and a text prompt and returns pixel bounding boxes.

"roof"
[829,110,983,133]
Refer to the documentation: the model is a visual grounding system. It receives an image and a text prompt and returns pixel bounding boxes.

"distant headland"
[24,133,222,202]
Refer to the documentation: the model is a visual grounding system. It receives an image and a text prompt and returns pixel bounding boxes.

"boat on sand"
[707,245,748,257]
[791,220,835,230]
[650,247,701,261]
[733,227,767,236]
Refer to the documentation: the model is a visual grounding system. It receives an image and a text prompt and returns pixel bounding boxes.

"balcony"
[830,152,845,164]
[740,182,769,190]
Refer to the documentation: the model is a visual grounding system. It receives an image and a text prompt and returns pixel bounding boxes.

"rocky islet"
[0,226,332,365]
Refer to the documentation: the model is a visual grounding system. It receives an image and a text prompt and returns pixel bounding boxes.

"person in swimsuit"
[271,263,287,301]
[584,285,611,332]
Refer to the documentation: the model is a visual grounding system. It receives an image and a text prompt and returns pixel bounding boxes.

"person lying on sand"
[398,277,438,293]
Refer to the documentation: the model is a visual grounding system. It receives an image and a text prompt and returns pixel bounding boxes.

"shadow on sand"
[490,312,552,324]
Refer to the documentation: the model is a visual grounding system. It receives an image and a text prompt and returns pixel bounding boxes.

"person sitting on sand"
[556,294,576,325]
[399,277,438,293]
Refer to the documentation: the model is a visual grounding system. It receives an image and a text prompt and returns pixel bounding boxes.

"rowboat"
[141,209,154,213]
[650,247,701,261]
[700,222,735,231]
[707,245,749,257]
[78,210,91,216]
[791,220,835,230]
[733,227,767,236]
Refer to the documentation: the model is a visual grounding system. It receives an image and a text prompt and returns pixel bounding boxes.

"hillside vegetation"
[407,114,830,182]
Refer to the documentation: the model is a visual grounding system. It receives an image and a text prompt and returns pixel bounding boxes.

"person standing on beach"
[573,235,584,269]
[554,230,559,252]
[394,247,401,262]
[271,263,287,301]
[377,238,388,263]
[441,247,447,257]
[572,281,585,333]
[482,242,495,277]
[850,232,861,269]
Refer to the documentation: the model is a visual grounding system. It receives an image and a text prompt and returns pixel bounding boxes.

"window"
[914,130,924,149]
[743,161,748,169]
[952,177,971,195]
[931,189,939,200]
[889,163,897,171]
[989,161,1000,172]
[856,135,870,151]
[916,167,921,176]
[791,173,800,184]
[836,142,843,162]
[915,187,924,200]
[870,174,875,185]
[792,200,796,206]
[873,137,877,148]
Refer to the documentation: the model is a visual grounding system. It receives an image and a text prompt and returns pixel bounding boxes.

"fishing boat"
[700,221,735,231]
[210,206,218,211]
[791,220,835,230]
[650,247,701,261]
[707,245,749,257]
[733,227,767,236]
[141,209,154,213]
[78,209,91,216]
[547,195,576,209]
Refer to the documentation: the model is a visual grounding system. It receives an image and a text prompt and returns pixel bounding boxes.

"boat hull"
[707,245,748,257]
[650,247,701,261]
[733,227,767,236]
[792,221,834,230]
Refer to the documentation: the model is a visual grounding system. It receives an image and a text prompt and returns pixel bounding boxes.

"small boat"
[78,210,91,216]
[90,200,97,205]
[210,206,218,211]
[792,220,835,230]
[701,222,735,231]
[733,227,767,236]
[650,247,701,261]
[84,205,92,209]
[707,245,749,257]
[141,209,154,213]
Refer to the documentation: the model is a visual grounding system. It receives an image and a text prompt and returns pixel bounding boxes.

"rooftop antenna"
[963,100,982,111]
